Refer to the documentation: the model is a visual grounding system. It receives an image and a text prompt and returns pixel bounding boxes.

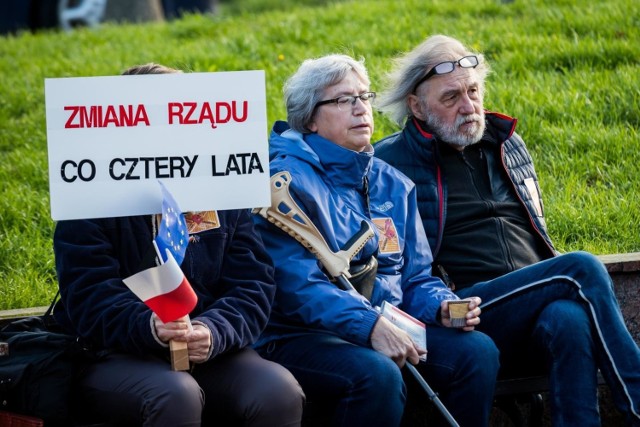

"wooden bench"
[2,252,639,426]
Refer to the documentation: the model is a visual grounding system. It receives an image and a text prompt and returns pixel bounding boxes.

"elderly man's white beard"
[425,110,486,149]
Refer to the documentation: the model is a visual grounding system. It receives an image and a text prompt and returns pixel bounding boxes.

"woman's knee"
[231,360,305,425]
[346,351,406,422]
[161,372,203,409]
[143,372,203,425]
[358,350,405,393]
[458,331,500,380]
[257,363,305,414]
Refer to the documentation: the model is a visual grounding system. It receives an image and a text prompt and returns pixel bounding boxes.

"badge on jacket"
[524,178,543,217]
[184,211,220,234]
[372,217,400,254]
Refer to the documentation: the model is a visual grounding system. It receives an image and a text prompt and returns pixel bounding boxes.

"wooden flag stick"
[170,340,190,371]
[152,241,192,371]
[170,315,192,371]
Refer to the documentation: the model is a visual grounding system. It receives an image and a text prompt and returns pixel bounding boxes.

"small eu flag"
[155,181,188,266]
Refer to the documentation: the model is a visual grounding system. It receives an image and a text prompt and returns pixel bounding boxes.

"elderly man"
[375,34,640,426]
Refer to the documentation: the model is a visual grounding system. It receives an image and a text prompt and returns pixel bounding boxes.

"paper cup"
[448,300,469,328]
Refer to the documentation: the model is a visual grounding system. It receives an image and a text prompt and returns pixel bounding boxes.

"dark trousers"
[457,251,640,426]
[74,347,304,427]
[258,328,499,427]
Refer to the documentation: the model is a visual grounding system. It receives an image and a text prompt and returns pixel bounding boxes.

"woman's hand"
[153,315,212,363]
[370,315,427,367]
[184,324,212,363]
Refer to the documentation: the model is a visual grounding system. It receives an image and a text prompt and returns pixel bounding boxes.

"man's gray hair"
[285,54,370,133]
[377,35,490,125]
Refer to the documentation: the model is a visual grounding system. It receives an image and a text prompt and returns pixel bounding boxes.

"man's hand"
[153,315,212,363]
[440,297,482,331]
[370,316,427,368]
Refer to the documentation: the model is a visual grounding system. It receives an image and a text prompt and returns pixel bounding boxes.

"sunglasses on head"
[413,55,479,92]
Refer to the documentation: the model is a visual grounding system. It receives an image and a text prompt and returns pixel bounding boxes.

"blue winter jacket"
[53,209,275,359]
[253,121,457,349]
[375,114,556,259]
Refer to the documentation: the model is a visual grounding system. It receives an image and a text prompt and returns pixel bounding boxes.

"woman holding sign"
[251,55,497,427]
[52,63,304,427]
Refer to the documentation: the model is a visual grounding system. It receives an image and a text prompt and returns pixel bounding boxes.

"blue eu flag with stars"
[155,181,188,266]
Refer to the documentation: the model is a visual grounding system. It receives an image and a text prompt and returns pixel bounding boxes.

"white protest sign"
[45,70,269,220]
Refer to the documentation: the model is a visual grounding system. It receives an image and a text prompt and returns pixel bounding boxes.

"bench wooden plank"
[0,306,48,320]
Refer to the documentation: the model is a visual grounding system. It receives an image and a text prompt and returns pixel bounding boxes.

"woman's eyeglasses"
[315,92,376,111]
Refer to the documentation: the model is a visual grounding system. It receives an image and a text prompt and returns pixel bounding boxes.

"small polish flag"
[123,250,198,323]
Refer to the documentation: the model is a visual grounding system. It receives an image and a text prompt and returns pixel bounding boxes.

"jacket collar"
[306,133,372,189]
[269,121,372,189]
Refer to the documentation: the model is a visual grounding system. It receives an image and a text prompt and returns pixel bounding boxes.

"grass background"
[1,0,639,310]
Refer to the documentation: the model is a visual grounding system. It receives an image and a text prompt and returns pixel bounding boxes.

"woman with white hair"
[253,53,499,427]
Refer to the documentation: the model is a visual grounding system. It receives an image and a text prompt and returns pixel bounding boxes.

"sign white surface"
[45,71,270,220]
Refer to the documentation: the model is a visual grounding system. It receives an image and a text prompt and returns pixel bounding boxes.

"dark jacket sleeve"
[53,217,162,355]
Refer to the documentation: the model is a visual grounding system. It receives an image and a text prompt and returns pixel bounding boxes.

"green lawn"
[1,0,639,309]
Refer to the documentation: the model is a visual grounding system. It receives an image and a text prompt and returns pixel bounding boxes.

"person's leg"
[257,333,406,427]
[191,347,304,427]
[414,327,499,427]
[75,352,203,427]
[531,299,600,426]
[457,251,640,425]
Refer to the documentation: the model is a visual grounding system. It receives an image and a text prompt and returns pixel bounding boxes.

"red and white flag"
[123,250,198,323]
